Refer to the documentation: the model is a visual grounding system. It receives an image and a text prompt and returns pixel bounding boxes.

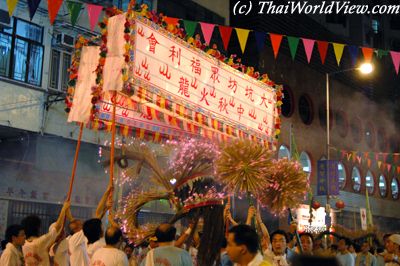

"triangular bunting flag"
[377,49,389,59]
[302,38,315,63]
[183,20,197,38]
[164,16,179,26]
[397,166,400,174]
[28,0,41,20]
[287,36,300,61]
[254,31,266,52]
[352,151,357,162]
[348,45,359,67]
[332,43,345,66]
[270,33,283,59]
[6,0,18,17]
[356,156,362,164]
[346,152,352,161]
[48,0,63,25]
[66,1,82,26]
[86,4,103,31]
[387,164,392,172]
[364,152,369,159]
[375,153,379,161]
[367,159,371,168]
[362,47,374,62]
[199,22,215,46]
[235,28,250,54]
[377,161,382,169]
[218,25,232,51]
[317,41,329,65]
[390,51,400,74]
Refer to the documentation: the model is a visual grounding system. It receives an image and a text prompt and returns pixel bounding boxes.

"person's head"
[383,233,391,245]
[361,241,371,254]
[155,223,176,243]
[83,218,103,244]
[5,225,25,247]
[299,233,314,254]
[270,230,288,255]
[348,244,356,253]
[148,236,158,249]
[226,224,259,263]
[21,215,41,238]
[338,238,350,252]
[105,226,123,246]
[386,234,400,253]
[68,219,83,235]
[124,245,133,258]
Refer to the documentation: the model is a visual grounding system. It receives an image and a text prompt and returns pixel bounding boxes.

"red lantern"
[335,200,345,209]
[312,201,321,210]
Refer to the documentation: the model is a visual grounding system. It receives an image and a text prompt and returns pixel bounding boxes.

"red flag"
[317,41,329,65]
[362,47,374,62]
[164,16,179,25]
[269,33,283,59]
[48,0,63,25]
[219,25,233,51]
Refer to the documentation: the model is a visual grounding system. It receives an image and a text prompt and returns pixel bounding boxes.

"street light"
[325,62,374,226]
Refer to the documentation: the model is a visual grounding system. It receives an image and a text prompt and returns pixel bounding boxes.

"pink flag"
[390,51,400,74]
[87,4,103,31]
[302,38,315,63]
[199,22,215,46]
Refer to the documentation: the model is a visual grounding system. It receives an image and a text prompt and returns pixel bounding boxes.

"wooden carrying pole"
[66,123,84,201]
[108,91,118,206]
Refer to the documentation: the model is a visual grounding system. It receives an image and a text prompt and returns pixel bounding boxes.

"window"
[299,151,312,179]
[335,110,348,138]
[391,178,399,200]
[298,94,314,125]
[365,170,374,195]
[338,162,346,189]
[365,122,375,149]
[48,49,71,91]
[379,174,387,197]
[372,19,379,34]
[278,145,290,159]
[351,167,361,192]
[351,117,362,143]
[0,18,44,86]
[281,85,294,117]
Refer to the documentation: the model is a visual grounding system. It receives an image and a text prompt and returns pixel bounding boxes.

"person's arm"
[256,211,270,242]
[245,206,256,225]
[54,201,70,232]
[224,204,238,226]
[66,205,74,222]
[95,185,113,219]
[175,225,193,248]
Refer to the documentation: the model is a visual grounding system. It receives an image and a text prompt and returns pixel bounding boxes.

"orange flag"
[48,0,63,25]
[269,33,283,59]
[362,47,374,62]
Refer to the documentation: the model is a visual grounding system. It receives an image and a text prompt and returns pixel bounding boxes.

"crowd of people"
[0,186,399,266]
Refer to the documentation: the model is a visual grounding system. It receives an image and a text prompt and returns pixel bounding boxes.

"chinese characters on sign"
[133,19,277,139]
[317,160,339,196]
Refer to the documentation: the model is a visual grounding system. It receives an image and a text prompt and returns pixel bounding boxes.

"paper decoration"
[377,49,389,59]
[302,38,315,63]
[332,43,345,66]
[28,0,41,20]
[390,51,400,74]
[235,28,250,54]
[270,33,283,59]
[183,20,197,37]
[254,31,266,52]
[287,36,299,61]
[164,16,179,26]
[66,1,82,26]
[348,45,359,67]
[218,25,233,51]
[6,0,18,17]
[362,47,374,62]
[317,41,328,65]
[48,0,63,25]
[87,3,103,31]
[199,22,215,46]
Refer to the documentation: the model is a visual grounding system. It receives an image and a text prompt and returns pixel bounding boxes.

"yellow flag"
[235,28,250,54]
[332,43,345,66]
[6,0,18,17]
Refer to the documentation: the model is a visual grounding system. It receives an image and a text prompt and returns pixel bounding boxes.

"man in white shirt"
[336,238,355,266]
[91,226,128,266]
[21,201,69,266]
[226,224,271,266]
[264,230,290,266]
[49,232,70,266]
[0,224,26,266]
[377,234,400,266]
